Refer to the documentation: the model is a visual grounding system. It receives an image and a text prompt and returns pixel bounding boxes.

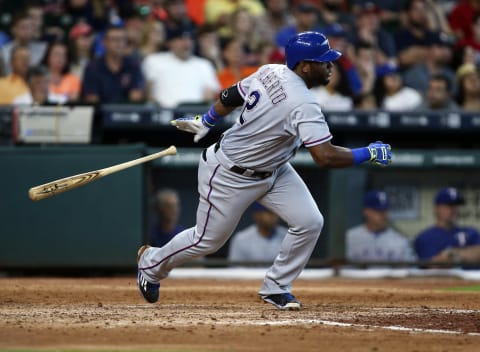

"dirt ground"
[0,276,480,351]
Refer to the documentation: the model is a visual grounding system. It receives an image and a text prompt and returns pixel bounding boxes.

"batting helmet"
[285,31,342,70]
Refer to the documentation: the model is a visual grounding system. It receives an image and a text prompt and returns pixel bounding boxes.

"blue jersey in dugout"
[414,225,480,260]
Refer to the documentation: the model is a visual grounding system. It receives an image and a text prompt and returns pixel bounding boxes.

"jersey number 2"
[239,91,260,124]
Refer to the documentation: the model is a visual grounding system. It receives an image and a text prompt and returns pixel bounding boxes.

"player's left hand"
[170,115,210,143]
[367,141,392,166]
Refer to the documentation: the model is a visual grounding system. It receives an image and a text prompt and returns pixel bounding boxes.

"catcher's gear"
[171,115,210,143]
[285,31,342,70]
[367,141,392,166]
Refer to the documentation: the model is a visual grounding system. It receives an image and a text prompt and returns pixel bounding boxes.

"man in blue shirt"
[414,187,480,264]
[81,26,145,104]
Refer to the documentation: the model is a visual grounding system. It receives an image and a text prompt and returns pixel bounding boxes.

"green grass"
[442,284,480,292]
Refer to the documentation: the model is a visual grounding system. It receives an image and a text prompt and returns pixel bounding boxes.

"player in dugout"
[137,31,392,310]
[414,187,480,265]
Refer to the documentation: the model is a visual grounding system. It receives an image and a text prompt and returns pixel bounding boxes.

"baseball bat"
[28,145,177,202]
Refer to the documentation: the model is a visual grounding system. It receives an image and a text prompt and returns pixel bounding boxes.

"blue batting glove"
[367,141,392,166]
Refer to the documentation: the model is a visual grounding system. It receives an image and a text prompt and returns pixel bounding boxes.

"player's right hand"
[367,141,392,166]
[170,115,210,143]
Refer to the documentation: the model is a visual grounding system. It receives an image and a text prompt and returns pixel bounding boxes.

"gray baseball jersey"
[346,225,417,262]
[222,64,332,171]
[139,64,332,296]
[228,225,288,262]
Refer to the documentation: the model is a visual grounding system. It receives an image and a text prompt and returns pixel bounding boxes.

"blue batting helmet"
[285,31,342,70]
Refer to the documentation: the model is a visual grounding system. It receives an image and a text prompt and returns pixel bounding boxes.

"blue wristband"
[202,106,223,127]
[352,147,371,164]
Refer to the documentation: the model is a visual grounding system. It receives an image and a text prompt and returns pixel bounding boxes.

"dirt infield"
[1,276,480,351]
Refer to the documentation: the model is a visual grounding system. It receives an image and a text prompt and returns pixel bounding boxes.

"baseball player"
[137,31,392,310]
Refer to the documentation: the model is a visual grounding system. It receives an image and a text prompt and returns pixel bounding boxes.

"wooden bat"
[28,145,177,202]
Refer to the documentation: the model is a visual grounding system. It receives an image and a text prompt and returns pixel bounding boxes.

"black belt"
[202,141,272,179]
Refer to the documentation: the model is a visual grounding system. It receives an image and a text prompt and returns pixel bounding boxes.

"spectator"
[25,3,45,41]
[448,0,480,42]
[317,0,354,30]
[323,23,363,99]
[1,12,47,75]
[352,2,397,64]
[65,0,121,32]
[139,20,166,59]
[394,0,440,69]
[455,14,480,66]
[414,187,480,264]
[402,32,456,97]
[310,61,353,111]
[196,24,224,71]
[353,42,377,104]
[124,14,146,64]
[81,26,145,104]
[0,45,30,104]
[346,190,416,263]
[374,63,422,111]
[256,40,286,66]
[13,65,57,105]
[162,0,196,40]
[423,0,453,36]
[256,0,296,44]
[68,22,95,81]
[217,37,258,90]
[417,73,460,111]
[142,27,220,108]
[150,188,185,248]
[205,0,265,30]
[456,63,480,111]
[228,203,288,263]
[275,2,323,48]
[221,8,261,65]
[351,0,407,26]
[42,41,81,104]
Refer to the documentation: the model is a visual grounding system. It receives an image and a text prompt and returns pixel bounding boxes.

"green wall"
[0,145,146,269]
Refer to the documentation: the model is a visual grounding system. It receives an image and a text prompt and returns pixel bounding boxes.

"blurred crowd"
[0,0,479,112]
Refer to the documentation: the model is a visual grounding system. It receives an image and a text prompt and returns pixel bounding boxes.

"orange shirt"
[217,66,257,90]
[49,73,81,101]
[0,74,29,104]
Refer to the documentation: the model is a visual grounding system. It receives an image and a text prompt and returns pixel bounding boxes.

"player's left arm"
[308,140,392,168]
[171,85,244,143]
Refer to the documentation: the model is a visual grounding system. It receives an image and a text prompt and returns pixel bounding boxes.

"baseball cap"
[363,190,389,210]
[165,26,195,41]
[69,22,93,40]
[376,62,399,78]
[434,187,465,205]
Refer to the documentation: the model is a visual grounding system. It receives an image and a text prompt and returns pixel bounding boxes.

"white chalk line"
[244,318,480,336]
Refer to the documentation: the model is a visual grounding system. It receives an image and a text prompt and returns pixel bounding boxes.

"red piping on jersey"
[304,134,332,146]
[237,82,246,97]
[139,164,221,271]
